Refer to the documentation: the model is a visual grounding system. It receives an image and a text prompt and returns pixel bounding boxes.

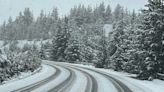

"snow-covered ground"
[16,39,52,49]
[0,64,55,92]
[0,39,52,49]
[74,63,164,92]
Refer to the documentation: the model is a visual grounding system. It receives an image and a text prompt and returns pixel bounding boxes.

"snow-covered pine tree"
[79,25,96,64]
[39,44,46,60]
[0,21,6,40]
[114,11,141,73]
[113,4,123,22]
[138,0,164,80]
[51,17,70,62]
[65,29,81,63]
[105,5,112,24]
[109,12,127,71]
[23,8,34,39]
[95,28,108,68]
[49,7,59,37]
[122,24,143,74]
[159,0,164,75]
[131,10,137,25]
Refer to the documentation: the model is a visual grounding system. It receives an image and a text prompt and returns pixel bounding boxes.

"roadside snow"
[0,39,52,50]
[2,66,41,84]
[96,69,164,92]
[0,64,55,92]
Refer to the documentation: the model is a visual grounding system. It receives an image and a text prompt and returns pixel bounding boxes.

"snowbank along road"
[4,60,147,92]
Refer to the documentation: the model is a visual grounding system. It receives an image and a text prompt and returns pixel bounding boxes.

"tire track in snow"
[49,63,96,92]
[55,62,131,92]
[70,67,98,92]
[73,65,132,92]
[48,65,76,92]
[55,62,114,92]
[12,63,61,92]
[13,61,133,92]
[69,65,117,92]
[110,74,153,92]
[31,62,73,92]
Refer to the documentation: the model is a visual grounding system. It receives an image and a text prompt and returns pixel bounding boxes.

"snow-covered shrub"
[8,40,20,52]
[39,42,52,60]
[0,44,41,83]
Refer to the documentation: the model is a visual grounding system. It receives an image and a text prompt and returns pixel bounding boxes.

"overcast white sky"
[0,0,148,24]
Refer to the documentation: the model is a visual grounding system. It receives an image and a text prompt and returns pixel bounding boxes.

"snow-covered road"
[0,64,55,92]
[0,60,163,92]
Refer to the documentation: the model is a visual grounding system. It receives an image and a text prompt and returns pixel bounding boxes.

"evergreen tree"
[51,7,58,22]
[109,16,127,71]
[39,44,46,59]
[139,0,164,80]
[65,30,81,63]
[23,8,34,39]
[23,8,33,27]
[131,10,137,24]
[113,4,123,22]
[0,21,6,40]
[96,28,108,68]
[51,18,70,62]
[105,5,112,23]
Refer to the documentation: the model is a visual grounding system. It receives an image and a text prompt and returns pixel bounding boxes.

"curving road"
[12,60,135,92]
